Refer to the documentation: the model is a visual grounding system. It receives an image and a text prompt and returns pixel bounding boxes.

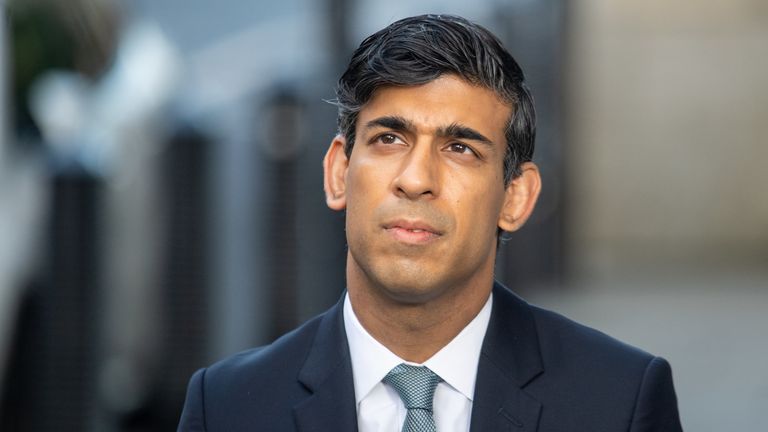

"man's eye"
[376,134,401,145]
[447,143,475,155]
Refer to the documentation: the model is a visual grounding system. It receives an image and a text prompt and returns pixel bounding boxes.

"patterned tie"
[383,364,442,432]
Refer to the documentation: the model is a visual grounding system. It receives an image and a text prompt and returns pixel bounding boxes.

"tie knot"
[383,364,441,410]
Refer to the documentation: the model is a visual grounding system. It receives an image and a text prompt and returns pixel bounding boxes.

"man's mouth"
[383,220,443,244]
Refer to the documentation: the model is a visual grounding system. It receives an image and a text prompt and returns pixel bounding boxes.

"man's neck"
[346,261,493,363]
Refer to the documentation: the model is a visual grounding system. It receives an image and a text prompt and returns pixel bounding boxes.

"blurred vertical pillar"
[29,166,103,431]
[0,0,7,154]
[260,88,304,340]
[208,109,264,359]
[96,125,211,432]
[327,0,351,76]
[284,0,352,324]
[492,0,567,291]
[153,125,210,429]
[0,2,12,405]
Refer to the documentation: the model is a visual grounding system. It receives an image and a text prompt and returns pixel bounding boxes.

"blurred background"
[0,0,765,430]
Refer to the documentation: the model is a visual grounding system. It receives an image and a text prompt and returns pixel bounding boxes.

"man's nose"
[392,144,440,200]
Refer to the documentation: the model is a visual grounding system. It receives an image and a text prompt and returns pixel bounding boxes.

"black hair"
[334,14,535,184]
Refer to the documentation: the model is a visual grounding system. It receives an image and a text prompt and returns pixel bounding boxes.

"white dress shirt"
[343,292,493,432]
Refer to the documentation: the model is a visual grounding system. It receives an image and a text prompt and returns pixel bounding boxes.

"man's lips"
[383,219,443,244]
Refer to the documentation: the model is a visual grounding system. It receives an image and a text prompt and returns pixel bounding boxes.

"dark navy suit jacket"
[177,282,682,431]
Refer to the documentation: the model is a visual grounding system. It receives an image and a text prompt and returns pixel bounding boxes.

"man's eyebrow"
[364,116,495,147]
[439,123,494,146]
[364,116,415,133]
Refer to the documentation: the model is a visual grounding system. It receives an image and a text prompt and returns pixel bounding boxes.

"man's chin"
[369,273,450,305]
[349,249,462,304]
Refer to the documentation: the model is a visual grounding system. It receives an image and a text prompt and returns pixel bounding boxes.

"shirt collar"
[343,291,493,403]
[422,294,492,400]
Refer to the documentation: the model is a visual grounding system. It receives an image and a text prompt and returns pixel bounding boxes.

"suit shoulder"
[181,308,343,430]
[203,312,325,388]
[524,303,681,429]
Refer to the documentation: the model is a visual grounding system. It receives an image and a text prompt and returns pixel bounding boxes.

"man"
[178,14,682,432]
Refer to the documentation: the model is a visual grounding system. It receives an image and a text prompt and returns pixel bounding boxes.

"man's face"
[326,74,525,303]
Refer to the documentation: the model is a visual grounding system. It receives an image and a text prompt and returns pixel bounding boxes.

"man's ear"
[498,162,542,232]
[323,135,349,211]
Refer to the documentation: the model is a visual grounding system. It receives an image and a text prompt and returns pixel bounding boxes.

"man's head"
[334,14,536,185]
[323,15,541,305]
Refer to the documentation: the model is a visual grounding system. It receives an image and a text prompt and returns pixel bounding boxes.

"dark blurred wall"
[490,0,567,292]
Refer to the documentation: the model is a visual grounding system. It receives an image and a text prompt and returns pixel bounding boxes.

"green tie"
[383,364,442,432]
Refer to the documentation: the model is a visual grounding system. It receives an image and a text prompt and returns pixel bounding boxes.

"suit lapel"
[291,283,543,432]
[470,282,544,432]
[293,296,358,432]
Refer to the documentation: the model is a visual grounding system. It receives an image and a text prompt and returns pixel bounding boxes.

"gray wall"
[567,0,768,276]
